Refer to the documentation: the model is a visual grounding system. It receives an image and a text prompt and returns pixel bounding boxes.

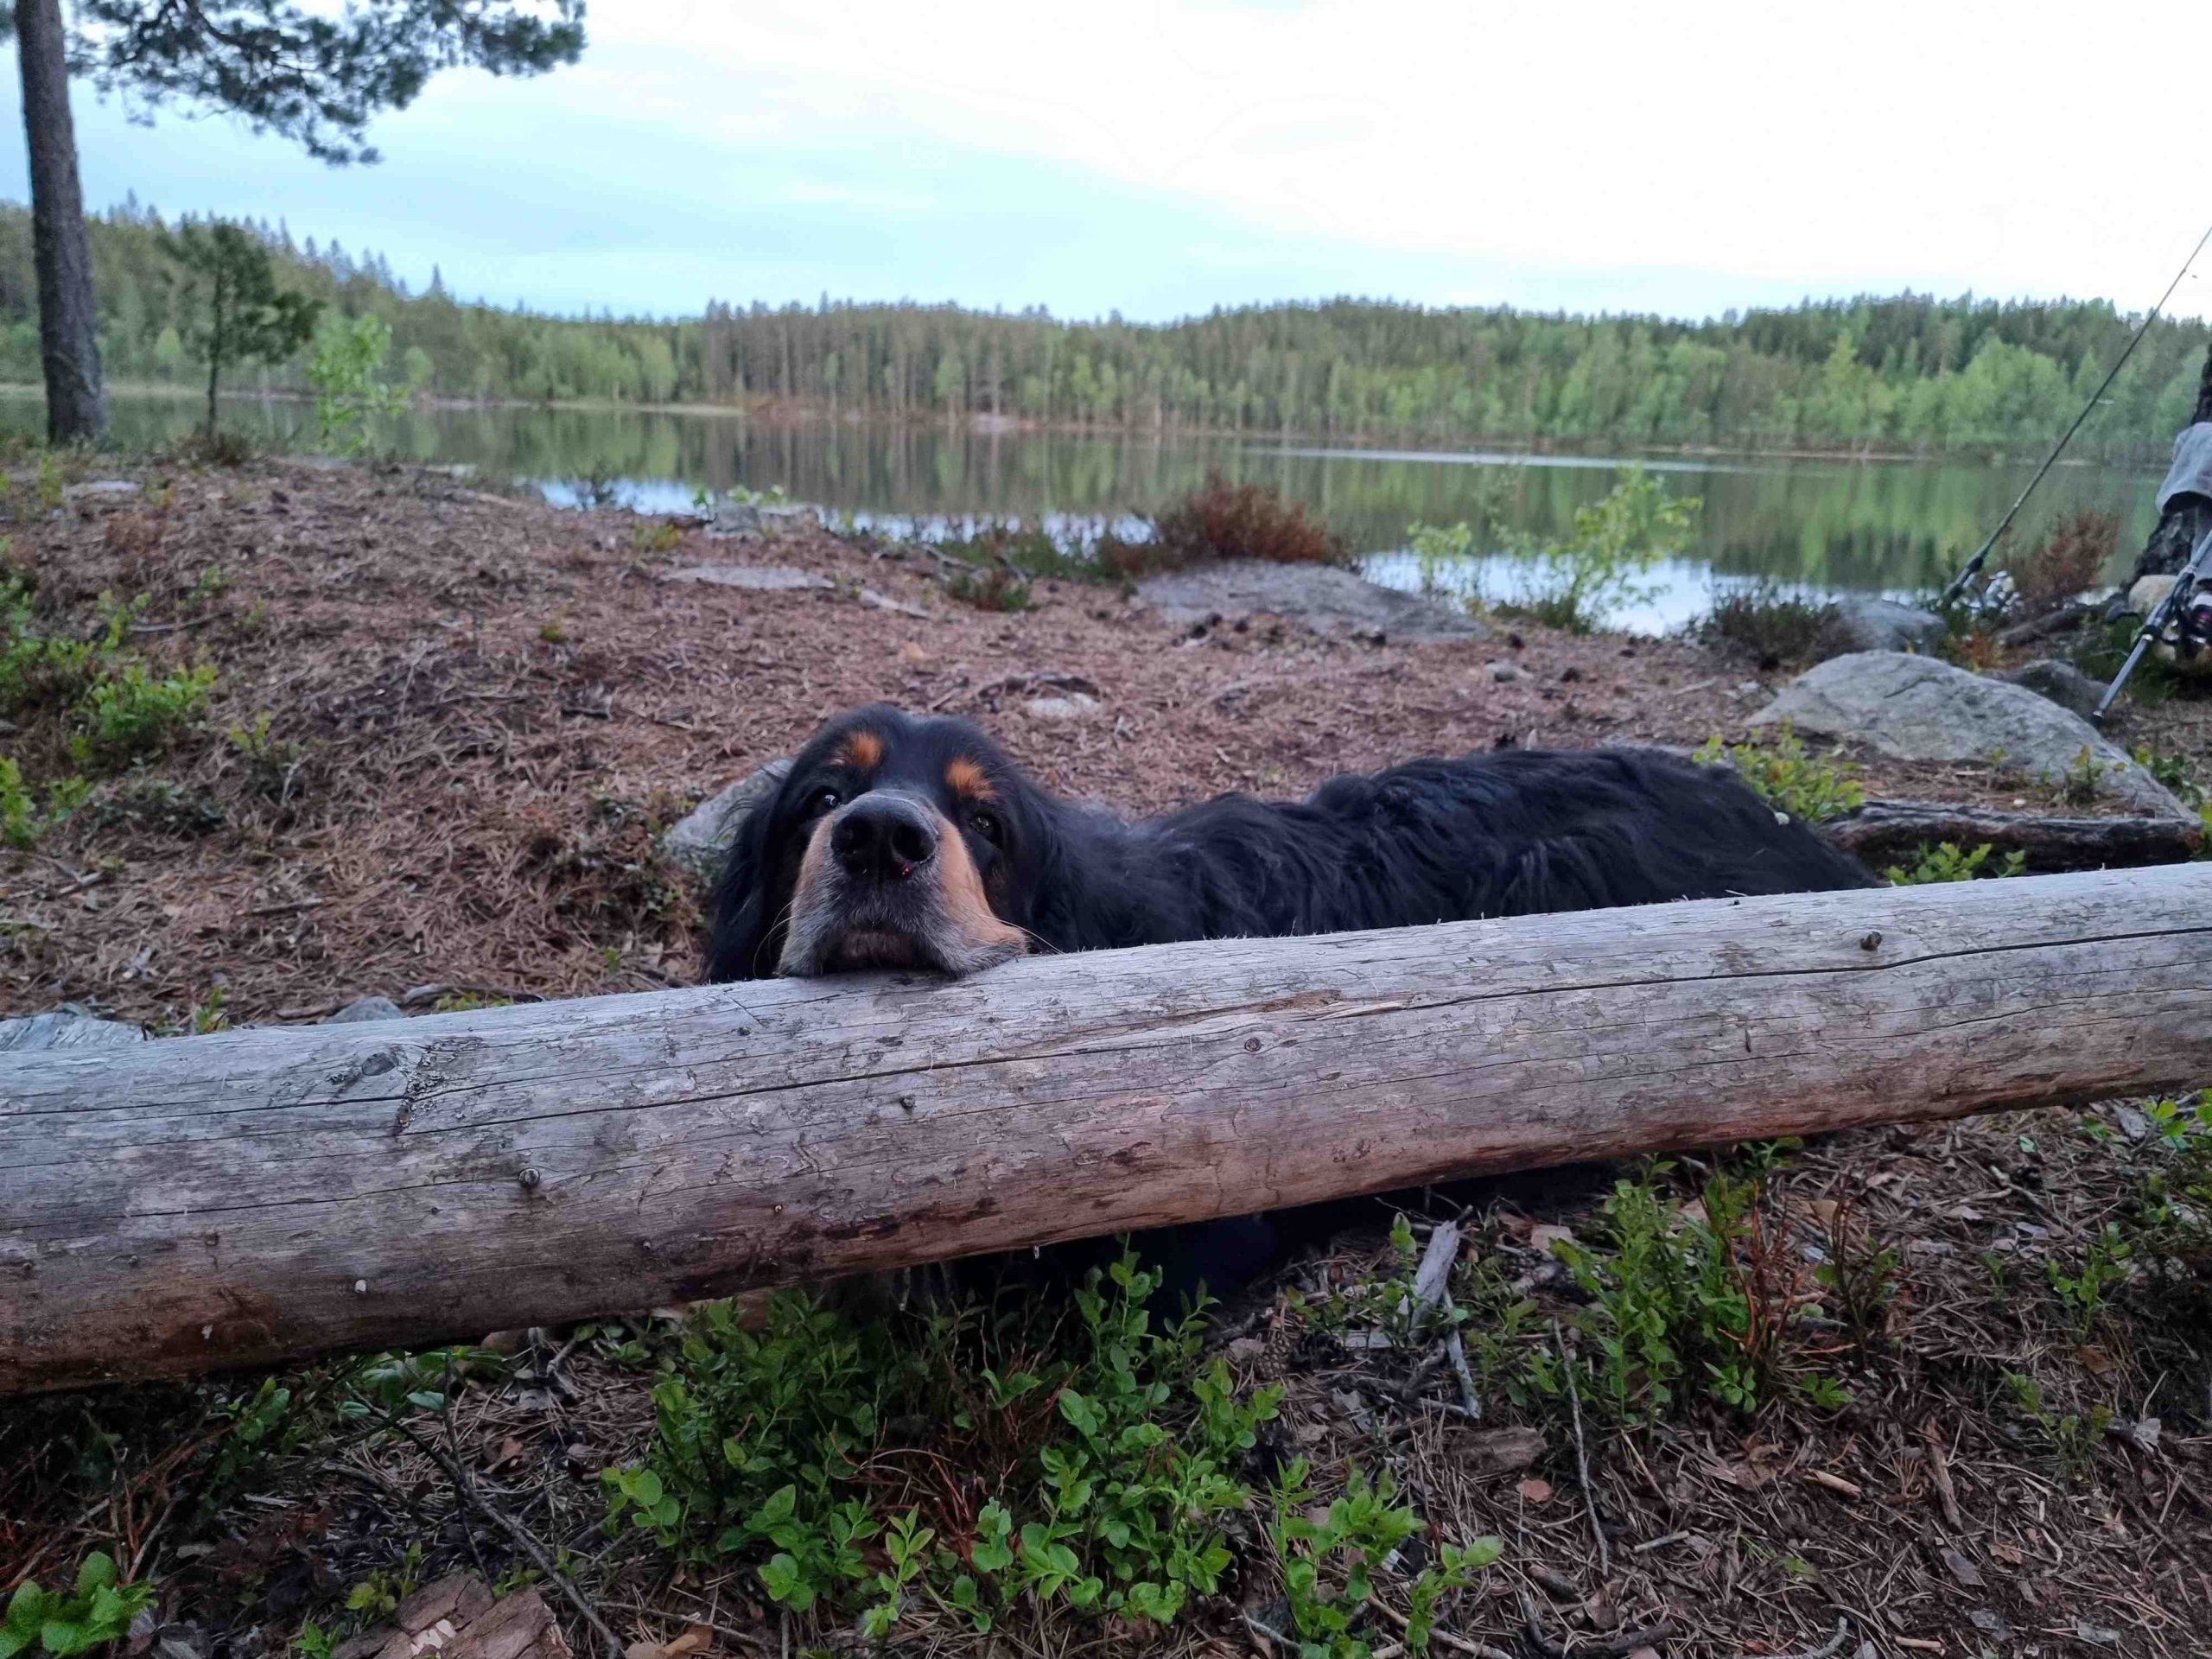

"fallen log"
[1826,799,2204,873]
[6,866,2211,1397]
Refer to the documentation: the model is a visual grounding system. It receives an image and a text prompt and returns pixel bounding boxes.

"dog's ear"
[704,785,786,982]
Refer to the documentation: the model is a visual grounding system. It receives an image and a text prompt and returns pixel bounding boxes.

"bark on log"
[1826,799,2203,873]
[7,867,2212,1397]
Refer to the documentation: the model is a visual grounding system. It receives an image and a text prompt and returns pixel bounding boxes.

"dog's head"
[706,705,1046,979]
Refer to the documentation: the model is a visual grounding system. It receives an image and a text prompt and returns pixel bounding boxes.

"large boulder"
[1752,652,2183,815]
[1135,561,1485,643]
[1827,594,1948,655]
[661,759,793,880]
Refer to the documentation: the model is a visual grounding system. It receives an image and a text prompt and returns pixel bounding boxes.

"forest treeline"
[3,197,2207,458]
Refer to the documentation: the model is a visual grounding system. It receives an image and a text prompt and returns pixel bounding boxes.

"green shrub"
[1885,841,2026,885]
[0,1552,156,1658]
[1547,1166,1847,1422]
[1693,723,1864,823]
[306,314,408,455]
[70,661,218,769]
[606,1247,1281,1637]
[1500,467,1698,634]
[0,759,88,851]
[1268,1459,1501,1658]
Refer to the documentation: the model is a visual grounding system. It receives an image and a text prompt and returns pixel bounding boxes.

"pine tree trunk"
[204,268,226,436]
[2133,341,2212,580]
[16,0,105,442]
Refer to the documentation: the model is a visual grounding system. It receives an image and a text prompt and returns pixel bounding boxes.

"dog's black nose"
[831,794,938,882]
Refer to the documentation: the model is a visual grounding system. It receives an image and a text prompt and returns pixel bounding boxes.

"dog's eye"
[804,786,842,818]
[969,809,1002,846]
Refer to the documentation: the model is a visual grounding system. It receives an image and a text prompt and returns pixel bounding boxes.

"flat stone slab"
[1136,561,1486,643]
[662,564,829,592]
[1752,651,2183,815]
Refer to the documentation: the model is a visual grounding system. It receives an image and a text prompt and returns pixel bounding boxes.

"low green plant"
[2001,1371,2110,1484]
[944,564,1034,613]
[227,712,313,801]
[342,1542,423,1623]
[1406,519,1476,599]
[1268,1459,1501,1659]
[1884,841,2027,885]
[1549,1166,1840,1421]
[630,520,681,554]
[2044,1224,2131,1337]
[1693,722,1864,823]
[188,985,229,1034]
[0,759,89,850]
[606,1245,1280,1637]
[2132,745,2203,806]
[2044,747,2107,807]
[84,773,226,837]
[0,1554,156,1658]
[70,660,218,769]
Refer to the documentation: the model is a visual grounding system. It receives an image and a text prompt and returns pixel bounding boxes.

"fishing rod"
[2092,523,2212,723]
[1940,219,2212,609]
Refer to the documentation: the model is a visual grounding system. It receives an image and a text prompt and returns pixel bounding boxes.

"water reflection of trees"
[46,396,2162,595]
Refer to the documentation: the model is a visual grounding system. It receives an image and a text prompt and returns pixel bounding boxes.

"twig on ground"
[1517,1588,1567,1659]
[392,1419,623,1659]
[1923,1418,1965,1531]
[1369,1601,1516,1659]
[1553,1319,1611,1578]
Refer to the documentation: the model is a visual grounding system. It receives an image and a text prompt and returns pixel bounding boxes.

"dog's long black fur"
[705,704,1877,1304]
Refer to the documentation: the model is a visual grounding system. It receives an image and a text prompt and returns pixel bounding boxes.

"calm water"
[11,392,2166,634]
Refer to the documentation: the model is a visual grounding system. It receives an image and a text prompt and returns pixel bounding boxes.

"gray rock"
[1022,692,1098,721]
[64,479,139,499]
[662,759,793,880]
[662,564,829,592]
[327,995,404,1025]
[1827,594,1948,654]
[0,1007,145,1052]
[1993,658,2104,719]
[1135,560,1485,643]
[1752,652,2183,814]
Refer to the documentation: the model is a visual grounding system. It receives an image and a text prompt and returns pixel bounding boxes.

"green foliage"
[161,219,321,435]
[62,3,586,166]
[2043,746,2107,807]
[2122,1093,2212,1311]
[606,1246,1281,1637]
[69,659,218,769]
[2131,744,2204,806]
[944,564,1035,613]
[2044,1224,2131,1337]
[343,1543,423,1622]
[1549,1166,1845,1422]
[227,711,313,800]
[1693,722,1865,823]
[1884,841,2027,885]
[305,314,407,454]
[0,1553,156,1659]
[1268,1459,1501,1659]
[1498,467,1697,633]
[2001,1371,2111,1484]
[0,758,88,850]
[1694,585,1845,667]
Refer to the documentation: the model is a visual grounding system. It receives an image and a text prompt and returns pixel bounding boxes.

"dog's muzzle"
[778,791,1027,976]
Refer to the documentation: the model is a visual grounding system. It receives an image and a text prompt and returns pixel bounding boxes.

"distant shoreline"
[0,380,2164,471]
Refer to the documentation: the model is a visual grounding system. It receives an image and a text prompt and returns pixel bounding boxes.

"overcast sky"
[7,0,2209,326]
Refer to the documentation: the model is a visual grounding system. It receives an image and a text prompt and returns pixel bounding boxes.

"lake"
[8,391,2167,634]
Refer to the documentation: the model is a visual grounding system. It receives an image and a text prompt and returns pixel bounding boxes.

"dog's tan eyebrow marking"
[836,728,884,770]
[945,756,995,802]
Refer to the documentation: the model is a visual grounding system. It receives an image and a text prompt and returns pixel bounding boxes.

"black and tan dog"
[704,702,1875,983]
[704,702,1876,1302]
